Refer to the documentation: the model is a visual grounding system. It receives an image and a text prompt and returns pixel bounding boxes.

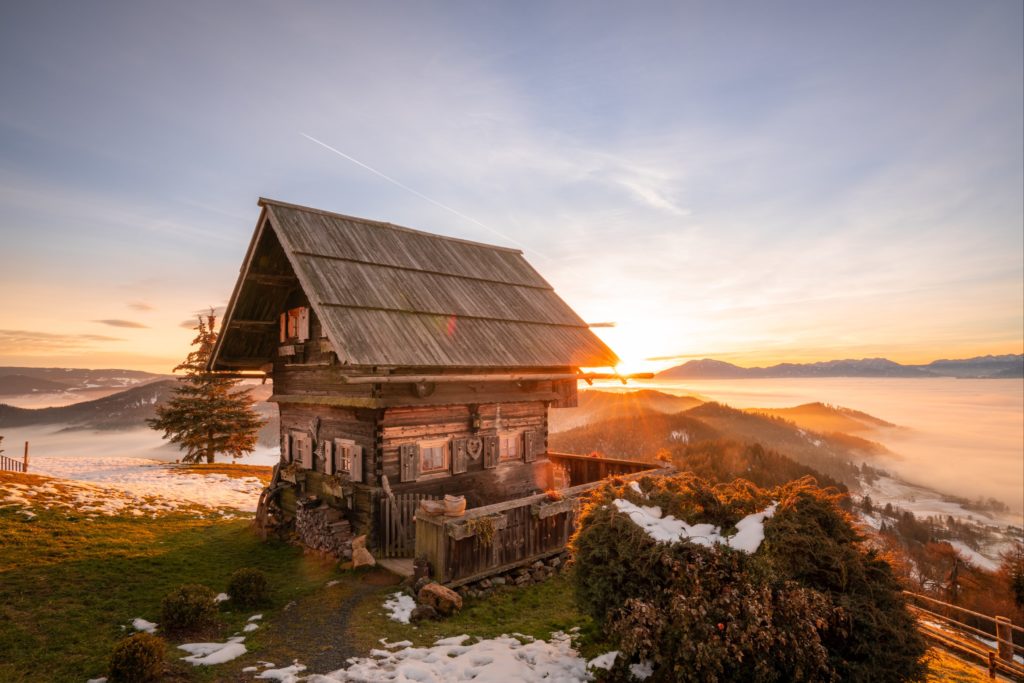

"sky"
[0,1,1021,374]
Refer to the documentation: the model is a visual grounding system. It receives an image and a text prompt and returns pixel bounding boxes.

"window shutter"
[300,435,313,469]
[279,313,287,343]
[281,433,291,463]
[483,435,499,469]
[451,438,468,474]
[524,430,538,462]
[352,445,363,483]
[400,443,419,482]
[323,440,334,474]
[297,307,310,342]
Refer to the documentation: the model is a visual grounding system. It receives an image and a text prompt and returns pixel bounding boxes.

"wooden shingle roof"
[210,199,619,370]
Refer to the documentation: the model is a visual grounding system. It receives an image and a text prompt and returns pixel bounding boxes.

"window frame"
[417,438,450,476]
[498,431,523,463]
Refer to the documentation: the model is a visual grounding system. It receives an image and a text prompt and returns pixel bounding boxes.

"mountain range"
[655,354,1024,380]
[0,367,169,396]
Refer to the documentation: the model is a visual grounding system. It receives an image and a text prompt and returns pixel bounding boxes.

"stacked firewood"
[295,498,353,559]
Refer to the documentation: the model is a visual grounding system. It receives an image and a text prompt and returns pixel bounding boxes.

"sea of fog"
[619,377,1024,514]
[10,425,281,468]
[7,377,1021,514]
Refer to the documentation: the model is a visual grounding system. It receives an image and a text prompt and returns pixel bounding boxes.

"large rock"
[417,582,463,616]
[352,546,375,568]
[409,605,439,623]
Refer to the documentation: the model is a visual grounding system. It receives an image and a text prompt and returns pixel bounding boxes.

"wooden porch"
[414,452,665,586]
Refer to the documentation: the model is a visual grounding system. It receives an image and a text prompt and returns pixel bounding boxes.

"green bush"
[227,567,270,607]
[160,584,218,634]
[108,632,165,683]
[570,474,927,682]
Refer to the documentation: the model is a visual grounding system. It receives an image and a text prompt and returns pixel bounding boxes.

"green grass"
[0,480,994,683]
[347,572,603,656]
[0,505,336,682]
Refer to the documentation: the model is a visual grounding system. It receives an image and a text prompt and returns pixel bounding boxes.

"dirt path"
[220,567,402,681]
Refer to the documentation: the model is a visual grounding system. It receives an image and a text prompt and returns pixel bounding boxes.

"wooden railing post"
[995,616,1013,663]
[23,441,29,473]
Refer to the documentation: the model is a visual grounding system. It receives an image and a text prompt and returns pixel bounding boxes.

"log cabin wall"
[381,400,549,508]
[277,401,378,535]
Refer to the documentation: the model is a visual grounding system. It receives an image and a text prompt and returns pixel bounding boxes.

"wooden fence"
[904,590,1023,679]
[377,492,439,558]
[546,451,656,487]
[0,453,27,473]
[415,466,667,586]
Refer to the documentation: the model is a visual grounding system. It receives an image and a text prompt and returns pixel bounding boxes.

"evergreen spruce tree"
[148,314,265,463]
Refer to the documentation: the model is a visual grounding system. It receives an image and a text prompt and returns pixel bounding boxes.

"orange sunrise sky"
[1,3,1021,375]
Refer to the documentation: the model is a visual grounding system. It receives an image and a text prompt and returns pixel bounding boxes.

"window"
[279,307,310,343]
[292,432,312,469]
[499,432,521,462]
[419,439,449,474]
[334,440,354,473]
[331,439,362,482]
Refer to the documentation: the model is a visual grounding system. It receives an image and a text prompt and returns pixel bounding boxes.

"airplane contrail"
[300,133,544,258]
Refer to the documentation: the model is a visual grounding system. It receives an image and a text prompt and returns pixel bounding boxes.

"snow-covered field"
[250,632,636,683]
[0,456,264,517]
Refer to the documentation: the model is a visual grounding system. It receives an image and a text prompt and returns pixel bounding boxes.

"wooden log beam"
[340,372,653,385]
[230,319,277,328]
[245,272,297,287]
[214,358,273,369]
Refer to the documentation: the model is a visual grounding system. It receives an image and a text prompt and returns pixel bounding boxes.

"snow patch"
[612,499,777,553]
[131,618,157,634]
[588,650,618,670]
[312,632,591,682]
[178,636,247,665]
[383,591,417,624]
[0,456,264,517]
[255,662,307,681]
[630,660,654,680]
[214,592,229,603]
[948,540,1000,572]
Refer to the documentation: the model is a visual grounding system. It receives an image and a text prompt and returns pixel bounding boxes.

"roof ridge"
[258,197,524,255]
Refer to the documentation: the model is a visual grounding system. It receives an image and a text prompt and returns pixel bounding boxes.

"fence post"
[23,441,29,473]
[995,616,1013,663]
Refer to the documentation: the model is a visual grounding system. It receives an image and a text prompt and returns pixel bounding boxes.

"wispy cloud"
[93,319,148,329]
[0,329,124,353]
[127,301,154,311]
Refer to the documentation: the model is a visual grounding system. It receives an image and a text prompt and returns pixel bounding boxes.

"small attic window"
[279,307,310,343]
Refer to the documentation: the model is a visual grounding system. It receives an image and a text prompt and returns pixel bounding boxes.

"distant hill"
[746,402,896,434]
[0,366,169,397]
[550,411,720,458]
[549,389,703,433]
[920,354,1024,378]
[656,354,1024,379]
[550,395,888,488]
[0,380,177,430]
[0,375,74,396]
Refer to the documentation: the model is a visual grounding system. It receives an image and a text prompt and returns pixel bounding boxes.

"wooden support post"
[995,616,1013,663]
[987,652,996,678]
[23,441,29,473]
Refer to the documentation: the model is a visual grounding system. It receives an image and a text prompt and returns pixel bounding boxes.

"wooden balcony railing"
[415,460,668,586]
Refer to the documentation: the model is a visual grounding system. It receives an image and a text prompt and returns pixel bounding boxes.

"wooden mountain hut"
[209,198,650,559]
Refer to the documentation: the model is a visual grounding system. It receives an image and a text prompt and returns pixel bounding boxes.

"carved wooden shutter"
[323,440,334,474]
[297,307,310,342]
[523,430,538,462]
[451,438,468,474]
[281,433,291,463]
[400,443,419,482]
[483,435,499,469]
[352,445,363,483]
